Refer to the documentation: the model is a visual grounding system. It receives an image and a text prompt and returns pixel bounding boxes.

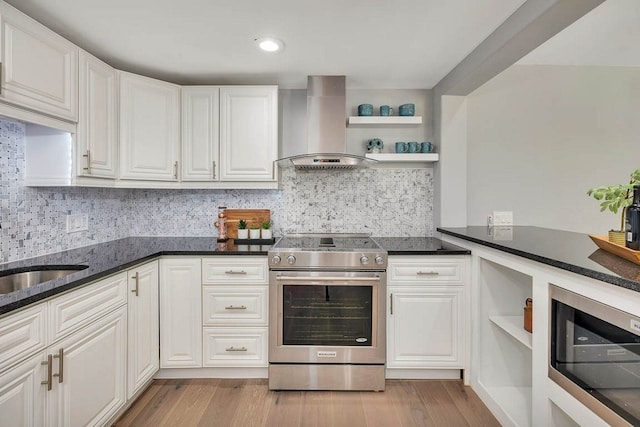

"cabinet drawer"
[0,304,47,373]
[202,286,267,326]
[202,257,268,285]
[49,272,128,343]
[388,257,465,284]
[202,327,267,367]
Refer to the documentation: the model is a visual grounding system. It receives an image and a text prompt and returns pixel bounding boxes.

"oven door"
[269,270,386,365]
[549,285,640,426]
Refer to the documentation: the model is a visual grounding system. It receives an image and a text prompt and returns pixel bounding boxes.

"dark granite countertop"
[437,226,640,293]
[0,237,272,316]
[373,237,471,255]
[0,235,467,316]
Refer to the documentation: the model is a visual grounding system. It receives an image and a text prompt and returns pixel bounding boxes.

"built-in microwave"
[549,284,640,426]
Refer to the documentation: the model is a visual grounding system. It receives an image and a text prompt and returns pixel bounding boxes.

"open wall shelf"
[348,116,422,125]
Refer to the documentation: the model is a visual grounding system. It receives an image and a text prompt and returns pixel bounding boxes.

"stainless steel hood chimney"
[276,76,375,170]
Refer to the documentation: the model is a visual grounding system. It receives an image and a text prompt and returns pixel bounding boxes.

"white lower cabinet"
[127,260,159,399]
[159,257,202,368]
[0,352,47,427]
[387,287,463,367]
[48,307,127,427]
[201,256,269,368]
[386,256,469,378]
[0,274,128,427]
[158,256,269,374]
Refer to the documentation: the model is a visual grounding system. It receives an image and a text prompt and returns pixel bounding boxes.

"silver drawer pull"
[224,270,247,275]
[225,305,247,310]
[417,271,439,276]
[41,354,53,391]
[225,346,248,352]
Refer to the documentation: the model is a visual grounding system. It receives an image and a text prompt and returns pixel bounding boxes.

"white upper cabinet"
[181,87,220,181]
[119,71,180,181]
[0,2,78,121]
[219,86,278,182]
[77,50,118,179]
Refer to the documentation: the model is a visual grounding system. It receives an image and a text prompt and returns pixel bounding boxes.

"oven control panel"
[268,251,387,270]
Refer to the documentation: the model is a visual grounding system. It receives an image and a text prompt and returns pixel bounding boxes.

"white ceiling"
[6,0,528,89]
[518,0,640,67]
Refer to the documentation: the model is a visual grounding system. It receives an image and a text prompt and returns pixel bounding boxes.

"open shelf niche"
[477,257,534,426]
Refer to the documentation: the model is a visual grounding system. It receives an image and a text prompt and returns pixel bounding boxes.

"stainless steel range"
[268,233,387,391]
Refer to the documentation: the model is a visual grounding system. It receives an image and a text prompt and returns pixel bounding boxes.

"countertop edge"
[437,227,640,293]
[387,249,471,256]
[1,238,471,316]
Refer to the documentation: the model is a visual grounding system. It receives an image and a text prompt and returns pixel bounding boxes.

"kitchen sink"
[0,266,89,295]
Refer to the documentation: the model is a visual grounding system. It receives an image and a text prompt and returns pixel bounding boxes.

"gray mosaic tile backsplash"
[1,119,433,263]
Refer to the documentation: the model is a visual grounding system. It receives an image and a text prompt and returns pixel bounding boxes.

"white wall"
[466,64,640,233]
[438,96,468,227]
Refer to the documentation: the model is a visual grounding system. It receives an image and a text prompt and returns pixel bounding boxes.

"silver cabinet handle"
[224,270,247,275]
[41,354,53,391]
[82,150,91,174]
[417,271,439,276]
[131,272,139,296]
[53,348,64,383]
[225,305,247,310]
[213,161,216,179]
[174,161,179,179]
[225,346,247,352]
[390,293,393,315]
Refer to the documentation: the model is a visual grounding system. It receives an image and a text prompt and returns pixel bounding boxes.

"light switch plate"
[492,211,513,226]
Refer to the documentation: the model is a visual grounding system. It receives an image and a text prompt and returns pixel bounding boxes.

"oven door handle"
[276,276,381,284]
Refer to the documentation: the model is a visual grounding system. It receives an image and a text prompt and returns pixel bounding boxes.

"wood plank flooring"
[113,379,500,427]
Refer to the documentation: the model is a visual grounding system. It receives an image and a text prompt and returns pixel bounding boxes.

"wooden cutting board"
[224,209,270,238]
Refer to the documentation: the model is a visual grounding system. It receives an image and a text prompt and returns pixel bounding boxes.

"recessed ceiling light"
[255,37,285,53]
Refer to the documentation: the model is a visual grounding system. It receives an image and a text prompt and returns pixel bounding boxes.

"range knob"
[360,255,370,265]
[375,255,385,265]
[287,255,296,265]
[271,255,281,264]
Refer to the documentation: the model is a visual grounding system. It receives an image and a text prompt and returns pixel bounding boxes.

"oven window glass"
[551,299,640,424]
[282,285,372,346]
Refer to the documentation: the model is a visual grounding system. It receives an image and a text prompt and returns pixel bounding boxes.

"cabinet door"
[0,3,78,121]
[159,258,202,368]
[219,86,278,181]
[182,87,220,181]
[0,352,46,427]
[48,307,127,427]
[387,287,463,368]
[127,260,159,398]
[77,50,118,178]
[119,72,180,181]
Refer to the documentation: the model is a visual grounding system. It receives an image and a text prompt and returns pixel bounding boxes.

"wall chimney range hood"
[276,76,376,170]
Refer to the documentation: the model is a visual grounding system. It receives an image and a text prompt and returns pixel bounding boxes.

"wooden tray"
[589,234,640,265]
[224,209,270,239]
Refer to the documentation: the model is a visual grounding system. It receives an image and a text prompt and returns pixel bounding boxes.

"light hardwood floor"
[114,379,500,427]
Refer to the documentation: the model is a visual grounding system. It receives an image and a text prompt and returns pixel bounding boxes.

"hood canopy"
[276,76,375,170]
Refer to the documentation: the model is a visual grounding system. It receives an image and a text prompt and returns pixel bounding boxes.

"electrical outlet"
[492,211,513,226]
[66,214,88,233]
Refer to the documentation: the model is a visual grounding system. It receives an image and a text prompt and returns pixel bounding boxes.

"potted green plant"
[261,220,272,240]
[249,224,261,239]
[588,168,640,245]
[237,219,249,239]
